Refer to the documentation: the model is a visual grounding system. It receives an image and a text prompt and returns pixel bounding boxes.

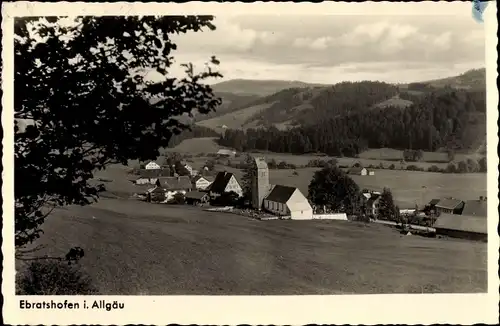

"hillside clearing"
[18,198,487,295]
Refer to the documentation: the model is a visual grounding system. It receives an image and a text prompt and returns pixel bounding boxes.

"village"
[130,151,488,243]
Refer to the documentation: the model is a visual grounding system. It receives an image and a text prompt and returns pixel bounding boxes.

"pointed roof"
[209,171,237,194]
[265,185,297,203]
[161,176,192,190]
[185,191,209,200]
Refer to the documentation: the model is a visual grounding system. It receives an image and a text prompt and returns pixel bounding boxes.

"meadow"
[18,197,487,295]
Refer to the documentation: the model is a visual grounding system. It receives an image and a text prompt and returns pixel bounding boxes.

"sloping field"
[164,137,224,154]
[18,198,487,295]
[358,148,484,163]
[196,102,275,131]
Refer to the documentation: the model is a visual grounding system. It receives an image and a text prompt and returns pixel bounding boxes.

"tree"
[174,161,190,176]
[378,187,398,221]
[308,166,362,215]
[446,149,456,162]
[15,16,222,249]
[240,154,255,199]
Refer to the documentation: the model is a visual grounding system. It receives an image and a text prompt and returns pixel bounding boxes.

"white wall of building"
[195,178,212,190]
[312,213,348,220]
[145,162,161,170]
[224,175,243,197]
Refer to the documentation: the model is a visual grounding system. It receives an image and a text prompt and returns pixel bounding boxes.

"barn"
[435,198,465,215]
[185,191,210,205]
[434,213,487,241]
[263,185,313,220]
[461,197,487,217]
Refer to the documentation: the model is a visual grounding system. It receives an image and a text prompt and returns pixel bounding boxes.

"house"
[461,197,487,218]
[134,168,171,185]
[145,161,161,170]
[366,193,381,217]
[435,197,465,215]
[161,176,193,201]
[348,166,367,176]
[193,176,214,191]
[207,171,243,197]
[433,213,487,241]
[263,185,313,220]
[185,191,210,205]
[146,186,166,203]
[216,149,236,157]
[367,170,375,176]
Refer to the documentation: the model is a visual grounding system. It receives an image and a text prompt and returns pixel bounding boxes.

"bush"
[388,164,395,170]
[16,260,97,295]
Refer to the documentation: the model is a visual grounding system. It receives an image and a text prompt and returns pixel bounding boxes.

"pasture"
[18,198,487,295]
[210,166,486,208]
[196,102,275,131]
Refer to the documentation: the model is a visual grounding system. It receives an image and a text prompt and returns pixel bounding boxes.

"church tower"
[251,157,270,210]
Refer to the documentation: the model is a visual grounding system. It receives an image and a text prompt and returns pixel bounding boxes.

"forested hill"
[219,89,486,156]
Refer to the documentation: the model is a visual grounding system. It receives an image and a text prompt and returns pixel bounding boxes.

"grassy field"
[216,166,486,208]
[196,102,275,131]
[18,197,487,295]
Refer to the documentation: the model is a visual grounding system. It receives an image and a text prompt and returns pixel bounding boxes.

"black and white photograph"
[2,1,498,325]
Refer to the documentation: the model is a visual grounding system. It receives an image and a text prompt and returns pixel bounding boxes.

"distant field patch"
[358,148,483,163]
[166,137,224,154]
[373,96,413,109]
[196,102,275,131]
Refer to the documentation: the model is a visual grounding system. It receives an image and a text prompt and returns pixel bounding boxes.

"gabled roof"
[265,185,297,204]
[461,200,487,217]
[161,176,192,190]
[434,213,487,234]
[428,198,440,206]
[139,169,161,178]
[194,175,214,183]
[435,198,464,210]
[185,191,209,200]
[209,171,237,194]
[348,166,365,173]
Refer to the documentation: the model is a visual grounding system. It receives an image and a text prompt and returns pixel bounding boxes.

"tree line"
[219,89,486,156]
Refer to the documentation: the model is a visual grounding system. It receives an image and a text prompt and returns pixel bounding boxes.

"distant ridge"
[211,79,330,97]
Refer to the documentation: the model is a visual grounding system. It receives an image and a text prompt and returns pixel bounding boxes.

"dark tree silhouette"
[308,166,362,215]
[378,187,398,221]
[14,16,222,248]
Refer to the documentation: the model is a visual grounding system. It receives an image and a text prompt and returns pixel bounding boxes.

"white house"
[145,161,161,170]
[193,176,213,191]
[263,185,313,220]
[183,163,195,176]
[208,171,243,197]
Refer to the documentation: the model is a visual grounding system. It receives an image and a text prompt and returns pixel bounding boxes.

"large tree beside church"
[308,166,363,215]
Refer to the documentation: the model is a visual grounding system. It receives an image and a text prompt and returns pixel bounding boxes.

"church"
[251,157,314,220]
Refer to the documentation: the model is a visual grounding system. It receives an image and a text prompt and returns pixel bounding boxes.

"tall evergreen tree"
[378,187,398,221]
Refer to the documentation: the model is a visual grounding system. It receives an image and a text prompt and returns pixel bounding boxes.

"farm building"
[207,171,243,198]
[183,163,195,176]
[434,213,487,241]
[146,186,166,203]
[145,161,161,170]
[134,168,171,185]
[365,193,381,217]
[160,176,193,201]
[263,185,314,220]
[217,149,237,157]
[193,176,214,190]
[348,166,367,176]
[367,170,375,176]
[435,198,465,215]
[185,191,210,205]
[461,197,487,217]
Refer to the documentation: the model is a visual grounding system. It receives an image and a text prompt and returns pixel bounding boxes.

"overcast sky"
[164,13,485,84]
